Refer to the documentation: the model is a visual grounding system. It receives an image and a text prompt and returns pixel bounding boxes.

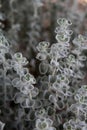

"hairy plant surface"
[0,17,87,130]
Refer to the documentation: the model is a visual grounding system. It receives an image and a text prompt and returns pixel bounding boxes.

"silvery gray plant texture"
[0,18,87,130]
[0,0,87,61]
[0,0,43,60]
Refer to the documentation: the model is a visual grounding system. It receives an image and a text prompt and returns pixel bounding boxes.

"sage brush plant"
[0,18,87,130]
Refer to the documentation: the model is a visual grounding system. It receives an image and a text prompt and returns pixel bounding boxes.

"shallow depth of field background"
[1,0,87,77]
[0,1,87,50]
[0,1,87,130]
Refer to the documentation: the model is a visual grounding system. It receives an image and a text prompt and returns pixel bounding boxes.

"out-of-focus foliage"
[0,0,87,130]
[0,17,87,130]
[0,0,87,59]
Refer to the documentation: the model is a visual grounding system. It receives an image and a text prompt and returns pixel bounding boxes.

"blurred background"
[0,0,87,75]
